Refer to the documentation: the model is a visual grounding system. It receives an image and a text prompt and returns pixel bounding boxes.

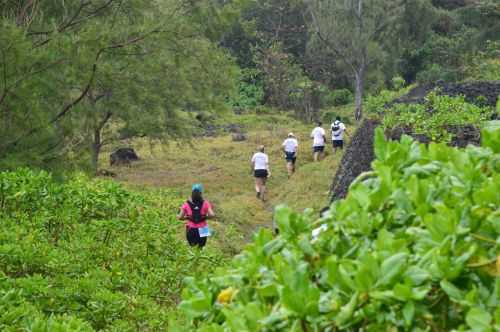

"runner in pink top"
[177,184,215,248]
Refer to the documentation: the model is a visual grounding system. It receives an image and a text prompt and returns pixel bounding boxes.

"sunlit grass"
[102,108,357,250]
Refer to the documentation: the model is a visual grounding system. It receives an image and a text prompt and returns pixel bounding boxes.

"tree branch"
[2,29,160,152]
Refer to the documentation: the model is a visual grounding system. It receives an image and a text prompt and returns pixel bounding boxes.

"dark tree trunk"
[354,64,365,121]
[91,129,101,175]
[90,110,112,175]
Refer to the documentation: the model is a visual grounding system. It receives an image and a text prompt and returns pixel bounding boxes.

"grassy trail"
[105,113,350,252]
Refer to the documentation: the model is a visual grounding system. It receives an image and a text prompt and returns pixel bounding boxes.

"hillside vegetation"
[0,170,225,331]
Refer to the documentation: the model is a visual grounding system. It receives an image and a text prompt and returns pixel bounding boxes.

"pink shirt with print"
[181,200,212,228]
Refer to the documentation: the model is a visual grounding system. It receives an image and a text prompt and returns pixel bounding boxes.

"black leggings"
[186,227,207,248]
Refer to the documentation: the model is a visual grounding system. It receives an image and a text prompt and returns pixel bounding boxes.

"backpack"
[187,200,205,224]
[332,121,341,136]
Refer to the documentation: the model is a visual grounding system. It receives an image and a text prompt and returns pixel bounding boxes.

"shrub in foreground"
[0,170,223,331]
[178,128,499,331]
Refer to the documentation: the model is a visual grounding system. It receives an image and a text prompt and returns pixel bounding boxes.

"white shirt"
[282,138,298,153]
[251,152,269,170]
[331,121,346,141]
[311,127,326,147]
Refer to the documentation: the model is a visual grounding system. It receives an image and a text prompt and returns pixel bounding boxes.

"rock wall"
[330,119,379,201]
[330,81,499,202]
[392,81,500,109]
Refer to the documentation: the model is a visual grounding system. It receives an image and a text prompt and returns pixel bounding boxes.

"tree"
[305,0,404,120]
[0,0,238,173]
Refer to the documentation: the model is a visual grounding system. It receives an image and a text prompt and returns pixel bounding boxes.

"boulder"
[231,133,247,142]
[110,148,139,166]
[97,169,117,177]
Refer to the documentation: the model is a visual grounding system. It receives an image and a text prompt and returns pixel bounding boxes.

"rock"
[233,107,245,115]
[231,133,247,142]
[97,169,116,177]
[330,119,379,202]
[110,148,139,166]
[224,124,242,133]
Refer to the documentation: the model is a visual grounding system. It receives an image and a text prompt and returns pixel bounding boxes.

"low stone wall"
[392,81,500,109]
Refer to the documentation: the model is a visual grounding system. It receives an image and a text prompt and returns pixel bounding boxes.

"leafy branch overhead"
[0,0,239,172]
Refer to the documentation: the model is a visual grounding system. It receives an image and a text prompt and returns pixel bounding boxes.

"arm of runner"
[177,207,187,220]
[266,158,271,177]
[206,206,216,219]
[250,154,255,174]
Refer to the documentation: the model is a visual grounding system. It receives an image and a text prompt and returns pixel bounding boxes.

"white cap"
[288,132,295,137]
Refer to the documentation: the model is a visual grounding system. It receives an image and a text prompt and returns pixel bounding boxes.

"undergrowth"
[0,169,225,331]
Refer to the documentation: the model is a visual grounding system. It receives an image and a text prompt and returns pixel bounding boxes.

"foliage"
[382,93,494,142]
[0,169,224,331]
[255,43,322,120]
[0,0,238,173]
[306,0,405,119]
[391,76,406,91]
[177,128,499,331]
[323,89,354,107]
[465,41,500,81]
[228,68,265,110]
[365,85,413,115]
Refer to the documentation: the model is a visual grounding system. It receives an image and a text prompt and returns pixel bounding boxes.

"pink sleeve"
[181,202,189,213]
[202,201,212,214]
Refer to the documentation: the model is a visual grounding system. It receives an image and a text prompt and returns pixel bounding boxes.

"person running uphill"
[177,184,215,248]
[311,121,326,161]
[251,145,270,201]
[282,133,298,178]
[331,116,348,155]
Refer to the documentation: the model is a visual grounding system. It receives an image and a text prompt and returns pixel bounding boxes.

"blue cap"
[192,183,203,192]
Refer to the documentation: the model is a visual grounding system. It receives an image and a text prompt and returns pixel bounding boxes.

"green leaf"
[466,307,493,332]
[404,266,430,285]
[374,127,387,161]
[335,292,358,327]
[402,301,415,326]
[440,280,464,301]
[481,126,500,153]
[377,253,407,287]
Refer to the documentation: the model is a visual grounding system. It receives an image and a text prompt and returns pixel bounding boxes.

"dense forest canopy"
[1,0,499,171]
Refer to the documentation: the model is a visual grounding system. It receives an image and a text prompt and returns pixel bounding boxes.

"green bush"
[228,68,264,110]
[382,92,494,142]
[391,76,406,90]
[323,89,353,107]
[0,169,224,331]
[177,128,499,331]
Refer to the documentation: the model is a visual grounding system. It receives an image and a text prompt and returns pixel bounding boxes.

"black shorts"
[313,146,325,153]
[186,226,207,247]
[254,169,268,178]
[285,152,296,164]
[332,140,344,148]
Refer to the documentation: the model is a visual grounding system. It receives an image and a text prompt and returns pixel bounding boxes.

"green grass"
[102,108,356,250]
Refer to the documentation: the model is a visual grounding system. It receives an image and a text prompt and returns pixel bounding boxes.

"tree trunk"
[91,129,101,175]
[90,110,112,175]
[354,65,365,121]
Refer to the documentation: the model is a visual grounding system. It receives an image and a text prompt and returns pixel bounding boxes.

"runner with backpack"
[177,184,215,248]
[331,116,348,155]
